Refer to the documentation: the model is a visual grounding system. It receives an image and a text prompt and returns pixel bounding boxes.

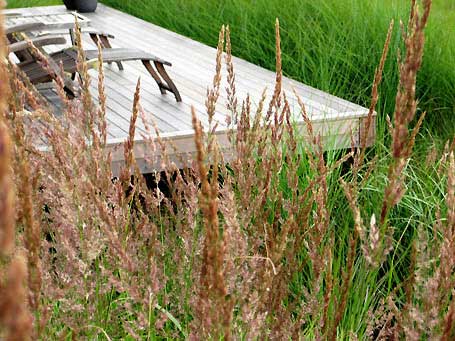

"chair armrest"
[83,28,115,39]
[8,35,67,53]
[4,12,23,17]
[6,22,45,35]
[37,28,115,40]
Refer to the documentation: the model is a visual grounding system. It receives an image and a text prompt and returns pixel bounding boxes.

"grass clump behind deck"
[101,0,455,140]
[6,0,60,8]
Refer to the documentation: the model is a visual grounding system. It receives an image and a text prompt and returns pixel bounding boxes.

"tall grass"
[1,0,455,339]
[0,8,33,340]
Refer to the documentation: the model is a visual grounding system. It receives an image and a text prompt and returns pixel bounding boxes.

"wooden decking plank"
[90,10,347,120]
[32,87,119,139]
[98,62,225,128]
[80,19,228,118]
[89,54,227,128]
[89,70,182,132]
[70,33,215,131]
[15,3,368,121]
[98,66,196,130]
[95,5,360,115]
[31,5,328,127]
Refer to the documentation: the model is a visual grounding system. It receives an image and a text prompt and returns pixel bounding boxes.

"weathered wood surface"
[4,4,375,175]
[8,34,66,52]
[5,11,90,31]
[18,45,181,102]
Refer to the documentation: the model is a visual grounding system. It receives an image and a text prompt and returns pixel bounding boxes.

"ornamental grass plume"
[224,25,237,127]
[16,137,42,321]
[191,107,232,339]
[12,117,46,338]
[0,3,33,339]
[0,108,13,257]
[8,71,43,328]
[120,77,141,188]
[0,1,13,257]
[74,18,94,119]
[0,254,33,341]
[381,0,432,226]
[387,152,455,339]
[96,40,107,146]
[341,20,394,268]
[190,25,232,339]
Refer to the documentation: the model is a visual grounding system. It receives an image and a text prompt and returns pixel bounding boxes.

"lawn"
[6,0,60,7]
[1,0,455,339]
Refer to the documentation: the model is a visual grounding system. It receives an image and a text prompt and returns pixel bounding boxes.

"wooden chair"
[6,21,121,69]
[14,43,182,102]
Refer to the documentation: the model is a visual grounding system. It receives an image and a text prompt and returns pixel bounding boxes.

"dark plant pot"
[63,0,98,13]
[63,0,76,10]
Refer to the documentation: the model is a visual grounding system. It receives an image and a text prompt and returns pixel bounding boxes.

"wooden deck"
[5,4,375,175]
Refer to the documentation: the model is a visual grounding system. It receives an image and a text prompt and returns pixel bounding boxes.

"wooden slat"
[84,48,171,66]
[5,12,90,30]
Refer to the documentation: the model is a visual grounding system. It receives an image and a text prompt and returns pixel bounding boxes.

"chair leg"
[89,33,102,47]
[89,33,112,68]
[99,36,124,71]
[89,33,124,71]
[153,61,182,102]
[63,79,77,99]
[69,28,76,46]
[142,60,167,95]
